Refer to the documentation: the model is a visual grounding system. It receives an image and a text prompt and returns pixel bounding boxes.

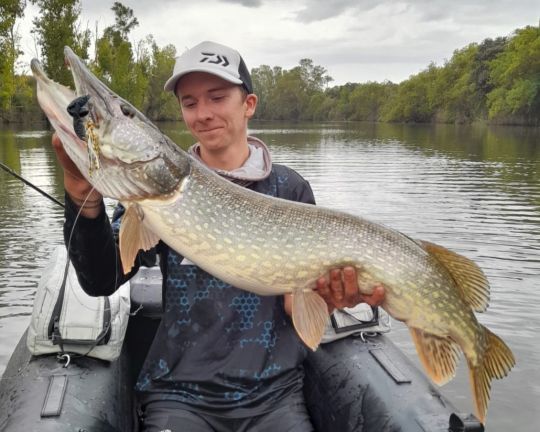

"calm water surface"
[1,121,539,431]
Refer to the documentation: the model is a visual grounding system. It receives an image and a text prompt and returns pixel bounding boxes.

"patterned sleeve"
[63,194,140,296]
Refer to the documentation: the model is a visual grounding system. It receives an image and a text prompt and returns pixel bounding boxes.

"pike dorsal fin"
[119,203,159,274]
[420,240,490,312]
[409,327,461,386]
[292,290,329,351]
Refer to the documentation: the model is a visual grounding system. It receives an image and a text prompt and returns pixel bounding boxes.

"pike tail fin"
[291,290,329,351]
[468,326,515,424]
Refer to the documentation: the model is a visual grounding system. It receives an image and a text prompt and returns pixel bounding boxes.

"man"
[53,41,384,431]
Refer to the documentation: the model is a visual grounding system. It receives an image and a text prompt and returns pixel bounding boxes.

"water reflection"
[248,122,540,431]
[1,122,539,430]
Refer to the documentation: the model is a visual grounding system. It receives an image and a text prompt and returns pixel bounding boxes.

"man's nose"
[195,100,213,120]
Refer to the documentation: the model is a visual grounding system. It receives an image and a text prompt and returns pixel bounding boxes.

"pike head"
[31,46,189,201]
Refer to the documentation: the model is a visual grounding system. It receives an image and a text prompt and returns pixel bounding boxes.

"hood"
[188,136,272,186]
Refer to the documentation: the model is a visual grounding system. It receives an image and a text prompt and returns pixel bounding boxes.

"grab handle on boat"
[41,375,68,418]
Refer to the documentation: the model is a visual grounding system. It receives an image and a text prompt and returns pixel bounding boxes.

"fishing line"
[0,160,65,208]
[65,174,116,316]
[64,171,125,327]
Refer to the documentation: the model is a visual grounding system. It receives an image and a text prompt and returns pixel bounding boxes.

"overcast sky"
[18,0,539,85]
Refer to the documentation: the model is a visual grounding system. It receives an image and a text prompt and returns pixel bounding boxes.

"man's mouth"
[198,127,222,133]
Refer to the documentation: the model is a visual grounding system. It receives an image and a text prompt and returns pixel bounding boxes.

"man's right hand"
[52,133,103,218]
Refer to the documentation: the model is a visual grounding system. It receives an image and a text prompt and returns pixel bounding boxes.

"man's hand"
[316,267,384,314]
[283,267,385,316]
[52,133,103,218]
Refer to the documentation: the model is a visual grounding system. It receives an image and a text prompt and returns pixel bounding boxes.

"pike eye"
[121,103,136,118]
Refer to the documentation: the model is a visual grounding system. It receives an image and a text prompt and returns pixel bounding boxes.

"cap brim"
[164,66,243,92]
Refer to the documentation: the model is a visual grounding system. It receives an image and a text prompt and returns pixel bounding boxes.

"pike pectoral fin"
[420,240,490,312]
[292,290,329,351]
[119,204,159,274]
[468,326,515,424]
[409,327,461,386]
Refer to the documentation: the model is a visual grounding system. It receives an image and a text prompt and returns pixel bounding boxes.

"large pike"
[31,47,514,424]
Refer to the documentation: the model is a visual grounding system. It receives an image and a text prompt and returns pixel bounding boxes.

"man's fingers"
[342,266,358,303]
[316,273,338,313]
[316,275,329,297]
[329,268,344,301]
[360,285,385,307]
[316,268,385,312]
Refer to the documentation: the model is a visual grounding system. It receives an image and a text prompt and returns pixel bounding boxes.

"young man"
[53,41,384,431]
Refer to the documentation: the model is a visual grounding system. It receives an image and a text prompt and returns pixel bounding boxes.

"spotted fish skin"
[31,47,515,425]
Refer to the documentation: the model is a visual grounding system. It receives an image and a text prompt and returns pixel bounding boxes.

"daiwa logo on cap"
[200,52,230,67]
[164,41,253,94]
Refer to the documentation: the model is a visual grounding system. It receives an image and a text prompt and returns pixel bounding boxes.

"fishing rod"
[0,160,65,208]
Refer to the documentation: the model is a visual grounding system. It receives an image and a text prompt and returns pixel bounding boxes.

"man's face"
[176,72,257,153]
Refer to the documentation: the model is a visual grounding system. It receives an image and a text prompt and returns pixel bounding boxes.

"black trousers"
[140,395,314,432]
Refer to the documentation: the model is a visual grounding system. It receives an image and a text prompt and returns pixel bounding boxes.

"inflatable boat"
[0,266,483,431]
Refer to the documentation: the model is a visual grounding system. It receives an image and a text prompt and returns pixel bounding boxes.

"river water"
[1,121,539,431]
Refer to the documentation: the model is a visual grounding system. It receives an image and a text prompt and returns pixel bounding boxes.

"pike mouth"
[30,58,86,149]
[63,46,118,125]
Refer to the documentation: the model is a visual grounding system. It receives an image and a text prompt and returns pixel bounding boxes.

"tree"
[141,38,178,120]
[94,2,142,106]
[470,37,507,117]
[111,1,138,39]
[487,26,540,123]
[381,64,440,122]
[298,58,333,92]
[436,44,478,122]
[0,0,25,116]
[348,81,395,121]
[31,0,91,86]
[251,65,282,119]
[251,59,332,121]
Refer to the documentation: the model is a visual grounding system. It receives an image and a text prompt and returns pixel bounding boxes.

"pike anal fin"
[119,204,159,274]
[291,290,329,351]
[409,327,461,386]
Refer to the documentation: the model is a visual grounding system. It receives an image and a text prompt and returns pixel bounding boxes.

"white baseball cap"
[164,41,253,94]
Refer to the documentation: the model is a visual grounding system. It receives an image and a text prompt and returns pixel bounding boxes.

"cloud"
[16,0,538,84]
[294,0,359,23]
[219,0,263,7]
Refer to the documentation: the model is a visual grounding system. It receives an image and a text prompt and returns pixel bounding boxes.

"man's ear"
[245,94,258,119]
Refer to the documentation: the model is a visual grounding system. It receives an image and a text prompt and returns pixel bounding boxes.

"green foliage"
[470,37,507,116]
[31,0,90,86]
[487,26,540,123]
[251,64,282,119]
[2,4,539,127]
[434,44,479,123]
[94,2,141,105]
[111,1,139,39]
[347,82,396,121]
[140,37,179,120]
[252,59,332,121]
[0,0,25,116]
[381,64,440,122]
